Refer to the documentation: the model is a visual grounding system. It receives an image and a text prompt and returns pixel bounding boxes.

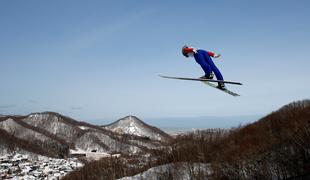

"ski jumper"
[193,49,224,81]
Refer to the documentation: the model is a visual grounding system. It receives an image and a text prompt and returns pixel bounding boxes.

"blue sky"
[0,1,309,126]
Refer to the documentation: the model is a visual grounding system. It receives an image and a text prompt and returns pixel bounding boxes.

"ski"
[159,75,241,96]
[159,75,242,85]
[202,81,240,96]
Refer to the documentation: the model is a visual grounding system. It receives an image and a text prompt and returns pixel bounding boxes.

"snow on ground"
[125,121,144,136]
[106,116,167,141]
[118,162,211,180]
[70,149,120,160]
[78,126,89,130]
[0,153,83,179]
[69,148,88,154]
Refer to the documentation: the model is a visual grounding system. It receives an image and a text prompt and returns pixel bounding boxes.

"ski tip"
[159,75,168,78]
[226,82,243,85]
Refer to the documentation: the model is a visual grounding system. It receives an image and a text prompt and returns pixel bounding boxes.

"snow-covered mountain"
[0,116,69,157]
[103,115,172,142]
[0,112,172,158]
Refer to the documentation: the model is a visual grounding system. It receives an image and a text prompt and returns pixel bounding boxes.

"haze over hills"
[147,115,262,130]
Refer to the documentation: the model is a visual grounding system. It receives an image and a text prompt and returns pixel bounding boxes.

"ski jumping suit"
[193,49,224,81]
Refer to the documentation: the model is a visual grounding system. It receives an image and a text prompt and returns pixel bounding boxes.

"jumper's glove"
[213,54,221,58]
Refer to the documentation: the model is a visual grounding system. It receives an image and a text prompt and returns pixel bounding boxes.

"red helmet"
[182,45,194,57]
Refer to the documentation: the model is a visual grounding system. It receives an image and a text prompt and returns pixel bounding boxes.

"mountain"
[0,115,69,157]
[0,112,172,158]
[63,99,310,180]
[103,115,172,142]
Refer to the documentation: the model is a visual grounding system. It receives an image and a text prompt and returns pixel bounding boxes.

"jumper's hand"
[213,54,221,58]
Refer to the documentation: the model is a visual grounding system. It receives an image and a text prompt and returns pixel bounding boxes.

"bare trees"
[153,100,310,179]
[209,100,310,179]
[64,100,310,179]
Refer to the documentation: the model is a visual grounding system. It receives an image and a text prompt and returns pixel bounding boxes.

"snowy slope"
[0,118,63,147]
[24,113,82,142]
[103,115,172,142]
[118,163,211,180]
[0,117,69,157]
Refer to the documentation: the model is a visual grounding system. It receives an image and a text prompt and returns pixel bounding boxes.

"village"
[0,153,83,180]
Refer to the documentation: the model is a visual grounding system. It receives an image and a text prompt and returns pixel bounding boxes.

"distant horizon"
[0,110,262,129]
[1,97,309,129]
[1,98,309,130]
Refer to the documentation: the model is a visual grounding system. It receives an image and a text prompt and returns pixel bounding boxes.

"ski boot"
[200,73,214,80]
[217,82,226,90]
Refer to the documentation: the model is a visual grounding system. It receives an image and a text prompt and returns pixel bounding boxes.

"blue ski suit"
[193,49,224,81]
